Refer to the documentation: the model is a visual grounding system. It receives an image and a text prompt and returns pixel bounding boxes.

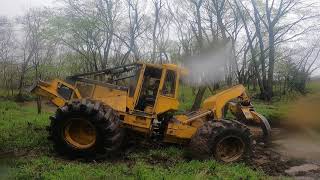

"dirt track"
[252,90,320,179]
[251,128,320,179]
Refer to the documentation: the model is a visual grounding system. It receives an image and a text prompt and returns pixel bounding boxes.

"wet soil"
[250,128,320,179]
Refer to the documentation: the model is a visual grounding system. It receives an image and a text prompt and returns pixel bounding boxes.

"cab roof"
[137,62,189,76]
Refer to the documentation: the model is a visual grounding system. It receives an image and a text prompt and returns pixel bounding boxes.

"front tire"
[48,100,124,159]
[189,120,252,163]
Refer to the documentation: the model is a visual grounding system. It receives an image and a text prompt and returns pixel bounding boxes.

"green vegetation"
[251,80,320,125]
[2,155,265,180]
[178,84,291,126]
[180,80,320,126]
[1,81,319,179]
[308,80,320,93]
[0,101,50,151]
[0,100,267,179]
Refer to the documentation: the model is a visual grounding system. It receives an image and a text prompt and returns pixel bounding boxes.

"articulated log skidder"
[30,62,271,162]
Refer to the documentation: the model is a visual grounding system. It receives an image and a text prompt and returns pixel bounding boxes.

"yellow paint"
[91,85,127,112]
[30,79,81,107]
[30,63,267,146]
[202,84,249,119]
[64,118,96,149]
[123,114,152,133]
[241,106,254,120]
[129,64,146,110]
[165,121,197,139]
[154,95,179,114]
[153,68,180,114]
[174,115,189,122]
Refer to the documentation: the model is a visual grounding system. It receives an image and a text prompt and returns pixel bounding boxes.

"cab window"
[162,70,176,97]
[57,83,73,100]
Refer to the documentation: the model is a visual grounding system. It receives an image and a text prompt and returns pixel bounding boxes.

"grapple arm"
[202,84,250,119]
[202,84,271,143]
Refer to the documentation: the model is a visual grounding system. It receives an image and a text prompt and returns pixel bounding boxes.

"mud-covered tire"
[48,99,124,159]
[189,120,252,162]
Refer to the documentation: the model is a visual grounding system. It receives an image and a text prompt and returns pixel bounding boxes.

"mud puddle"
[251,128,320,179]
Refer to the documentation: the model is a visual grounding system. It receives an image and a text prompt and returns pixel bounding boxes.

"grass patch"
[307,80,320,93]
[3,155,265,180]
[0,101,50,151]
[0,100,267,179]
[251,80,320,125]
[4,81,319,179]
[251,98,293,126]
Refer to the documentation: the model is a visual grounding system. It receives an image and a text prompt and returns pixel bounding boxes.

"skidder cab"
[30,62,271,162]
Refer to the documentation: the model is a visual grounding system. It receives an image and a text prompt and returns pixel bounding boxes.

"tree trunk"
[17,71,25,98]
[235,1,267,100]
[191,0,206,111]
[36,96,42,114]
[251,0,267,90]
[266,30,275,101]
[35,65,41,114]
[151,0,159,62]
[191,87,206,111]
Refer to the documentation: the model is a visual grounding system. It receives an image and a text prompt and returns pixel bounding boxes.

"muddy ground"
[1,122,320,179]
[250,128,320,179]
[251,92,320,179]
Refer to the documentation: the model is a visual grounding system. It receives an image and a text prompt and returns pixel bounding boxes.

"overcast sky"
[0,0,54,17]
[1,0,319,76]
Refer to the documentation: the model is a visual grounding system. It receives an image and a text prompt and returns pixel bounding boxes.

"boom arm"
[201,84,271,143]
[202,84,249,119]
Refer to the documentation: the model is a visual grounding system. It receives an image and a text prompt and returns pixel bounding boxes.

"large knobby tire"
[48,99,124,159]
[189,120,252,163]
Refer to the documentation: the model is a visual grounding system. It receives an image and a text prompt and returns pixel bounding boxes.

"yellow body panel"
[154,95,179,114]
[174,115,189,122]
[153,67,180,114]
[164,121,197,143]
[30,79,81,107]
[91,85,127,112]
[123,114,152,133]
[51,97,67,107]
[202,84,249,119]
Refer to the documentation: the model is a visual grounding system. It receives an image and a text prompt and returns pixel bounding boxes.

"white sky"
[0,0,54,18]
[0,0,319,76]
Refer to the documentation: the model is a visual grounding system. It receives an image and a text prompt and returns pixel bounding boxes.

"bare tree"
[17,10,40,99]
[16,9,56,114]
[151,0,171,63]
[0,16,16,95]
[123,0,146,63]
[185,0,208,111]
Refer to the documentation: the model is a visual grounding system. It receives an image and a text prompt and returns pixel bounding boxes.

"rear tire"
[189,120,252,163]
[48,99,124,159]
